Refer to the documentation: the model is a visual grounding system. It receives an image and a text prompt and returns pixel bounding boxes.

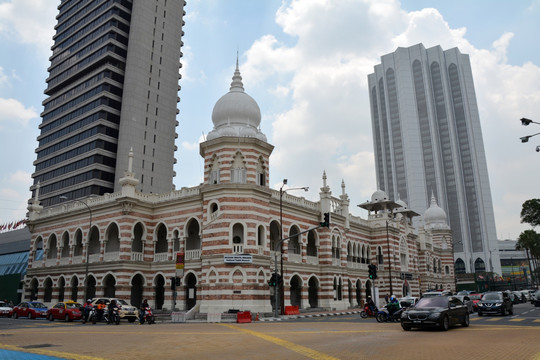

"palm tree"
[516,230,540,287]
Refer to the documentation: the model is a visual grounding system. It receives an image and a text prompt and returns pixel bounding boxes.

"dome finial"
[230,52,244,92]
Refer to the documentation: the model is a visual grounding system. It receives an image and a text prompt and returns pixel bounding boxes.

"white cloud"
[0,0,56,55]
[0,98,38,127]
[242,0,540,239]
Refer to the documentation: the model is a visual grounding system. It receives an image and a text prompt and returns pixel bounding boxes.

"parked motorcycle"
[140,307,155,324]
[82,306,96,324]
[106,307,120,325]
[360,303,378,318]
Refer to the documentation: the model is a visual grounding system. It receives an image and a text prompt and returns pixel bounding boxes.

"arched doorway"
[355,280,362,306]
[86,276,96,300]
[185,273,197,310]
[43,278,53,303]
[131,274,144,307]
[348,279,353,307]
[103,274,116,298]
[290,275,302,307]
[30,278,38,301]
[154,275,165,310]
[70,277,79,302]
[365,280,373,300]
[308,277,318,309]
[58,277,65,302]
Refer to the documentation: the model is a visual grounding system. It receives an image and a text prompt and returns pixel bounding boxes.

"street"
[0,303,539,360]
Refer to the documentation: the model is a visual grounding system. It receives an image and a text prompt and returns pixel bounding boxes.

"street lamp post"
[60,196,92,300]
[519,117,540,151]
[278,179,308,316]
[386,220,393,296]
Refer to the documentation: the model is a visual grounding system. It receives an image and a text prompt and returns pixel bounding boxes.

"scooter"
[140,307,155,324]
[360,303,378,318]
[105,307,121,325]
[376,304,403,323]
[82,306,96,324]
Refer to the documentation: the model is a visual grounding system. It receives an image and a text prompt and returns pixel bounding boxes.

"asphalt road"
[0,303,539,360]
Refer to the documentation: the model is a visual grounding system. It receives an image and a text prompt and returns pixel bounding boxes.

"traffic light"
[368,264,378,279]
[268,273,277,287]
[320,212,330,228]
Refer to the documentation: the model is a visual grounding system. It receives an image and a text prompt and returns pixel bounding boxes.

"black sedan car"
[400,296,469,331]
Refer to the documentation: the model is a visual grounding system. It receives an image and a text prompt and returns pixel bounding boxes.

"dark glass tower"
[31,0,185,207]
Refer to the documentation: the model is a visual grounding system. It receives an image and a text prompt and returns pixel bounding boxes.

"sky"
[1,0,540,241]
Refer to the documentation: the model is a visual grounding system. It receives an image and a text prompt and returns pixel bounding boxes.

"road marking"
[220,323,340,360]
[509,318,525,322]
[534,319,540,323]
[0,343,105,360]
[486,318,502,321]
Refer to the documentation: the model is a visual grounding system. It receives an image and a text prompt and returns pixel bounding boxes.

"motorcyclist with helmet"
[387,295,401,317]
[82,299,92,322]
[139,299,149,324]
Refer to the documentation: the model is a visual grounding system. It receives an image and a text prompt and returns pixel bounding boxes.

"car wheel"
[48,314,54,321]
[401,323,411,331]
[12,312,18,319]
[501,308,506,316]
[28,313,33,319]
[65,314,71,322]
[440,315,449,331]
[462,313,470,327]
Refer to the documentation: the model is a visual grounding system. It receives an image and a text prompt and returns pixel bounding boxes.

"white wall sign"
[224,254,253,264]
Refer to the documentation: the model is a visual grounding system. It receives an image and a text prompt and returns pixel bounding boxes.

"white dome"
[371,189,389,202]
[208,61,264,140]
[424,194,448,228]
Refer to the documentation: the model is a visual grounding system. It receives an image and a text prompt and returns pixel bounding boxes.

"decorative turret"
[119,148,140,197]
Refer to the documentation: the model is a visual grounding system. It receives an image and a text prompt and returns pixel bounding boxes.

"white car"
[91,298,138,322]
[0,301,13,317]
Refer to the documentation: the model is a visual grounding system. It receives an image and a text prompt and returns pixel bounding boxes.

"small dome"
[209,60,263,140]
[424,194,448,228]
[371,189,389,202]
[396,199,408,209]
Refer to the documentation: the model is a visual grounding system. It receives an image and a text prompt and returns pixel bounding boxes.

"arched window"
[455,258,466,274]
[232,223,244,253]
[257,225,265,248]
[288,225,301,255]
[209,154,220,184]
[269,221,280,252]
[47,234,57,260]
[256,156,266,186]
[306,230,317,257]
[231,151,246,184]
[474,258,486,273]
[105,223,120,253]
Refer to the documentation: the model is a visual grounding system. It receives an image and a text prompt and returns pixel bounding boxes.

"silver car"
[453,295,474,313]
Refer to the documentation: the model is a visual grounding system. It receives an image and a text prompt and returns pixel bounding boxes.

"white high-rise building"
[367,43,501,275]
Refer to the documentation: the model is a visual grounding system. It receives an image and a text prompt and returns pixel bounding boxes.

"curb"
[259,310,362,322]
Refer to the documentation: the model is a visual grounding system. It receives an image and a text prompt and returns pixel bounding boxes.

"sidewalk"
[259,309,363,321]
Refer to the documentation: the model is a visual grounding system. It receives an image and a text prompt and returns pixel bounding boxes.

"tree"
[520,199,540,227]
[516,229,540,287]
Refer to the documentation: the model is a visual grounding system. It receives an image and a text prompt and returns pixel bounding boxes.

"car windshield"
[422,292,441,298]
[0,302,7,307]
[415,297,448,308]
[469,295,481,300]
[66,302,81,309]
[30,302,46,308]
[482,293,502,301]
[116,299,129,306]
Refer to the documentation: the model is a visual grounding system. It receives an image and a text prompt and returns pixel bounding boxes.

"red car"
[47,301,83,322]
[12,301,48,319]
[468,293,482,311]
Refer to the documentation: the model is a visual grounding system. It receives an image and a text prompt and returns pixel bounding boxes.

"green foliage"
[520,198,540,227]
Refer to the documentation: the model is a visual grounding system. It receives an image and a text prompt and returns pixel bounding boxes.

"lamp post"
[278,179,308,316]
[386,220,393,296]
[60,196,92,300]
[519,117,540,151]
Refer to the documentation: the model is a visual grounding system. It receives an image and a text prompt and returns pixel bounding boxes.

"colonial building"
[25,65,455,314]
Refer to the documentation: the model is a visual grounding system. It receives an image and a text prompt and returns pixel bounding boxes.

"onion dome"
[424,193,448,229]
[371,189,389,202]
[207,57,266,141]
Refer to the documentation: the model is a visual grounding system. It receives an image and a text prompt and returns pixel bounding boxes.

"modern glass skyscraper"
[31,0,185,207]
[368,44,501,275]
